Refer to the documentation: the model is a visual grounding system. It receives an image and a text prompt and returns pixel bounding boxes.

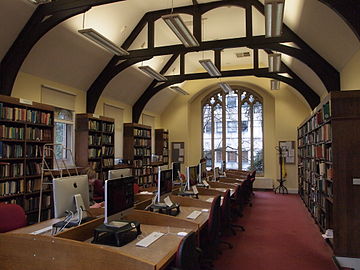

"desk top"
[87,224,191,270]
[176,206,209,230]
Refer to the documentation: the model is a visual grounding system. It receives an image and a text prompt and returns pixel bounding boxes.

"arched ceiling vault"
[0,0,359,123]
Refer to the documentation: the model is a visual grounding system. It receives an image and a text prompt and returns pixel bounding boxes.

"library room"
[0,0,359,269]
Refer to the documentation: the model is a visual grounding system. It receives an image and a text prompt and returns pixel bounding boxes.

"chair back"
[0,204,27,233]
[133,183,140,194]
[208,195,221,243]
[175,231,200,270]
[221,190,232,230]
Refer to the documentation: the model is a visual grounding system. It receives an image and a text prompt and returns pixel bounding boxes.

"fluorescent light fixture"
[265,0,285,37]
[162,14,200,47]
[219,83,232,94]
[199,59,221,77]
[268,53,281,72]
[170,86,189,95]
[28,0,51,4]
[78,28,129,56]
[138,66,167,81]
[271,80,280,90]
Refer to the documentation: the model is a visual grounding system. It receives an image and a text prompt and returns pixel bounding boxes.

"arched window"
[202,88,264,173]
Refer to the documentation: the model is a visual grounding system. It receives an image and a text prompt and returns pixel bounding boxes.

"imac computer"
[53,175,90,220]
[172,162,181,181]
[156,168,173,203]
[214,167,220,180]
[108,168,132,180]
[104,176,135,225]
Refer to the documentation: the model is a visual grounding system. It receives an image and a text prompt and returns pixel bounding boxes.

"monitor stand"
[149,202,180,216]
[92,221,141,247]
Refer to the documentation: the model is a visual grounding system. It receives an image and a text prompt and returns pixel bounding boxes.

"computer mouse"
[177,232,188,237]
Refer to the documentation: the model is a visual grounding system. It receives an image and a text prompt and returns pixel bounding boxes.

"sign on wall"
[279,141,295,164]
[171,142,185,163]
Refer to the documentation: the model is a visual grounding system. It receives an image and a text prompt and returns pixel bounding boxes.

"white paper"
[192,186,199,195]
[202,180,209,187]
[19,98,33,105]
[179,149,184,156]
[174,144,180,149]
[178,157,183,162]
[164,196,173,207]
[206,198,213,203]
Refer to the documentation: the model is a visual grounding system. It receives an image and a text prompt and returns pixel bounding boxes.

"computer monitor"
[104,176,134,224]
[186,166,198,190]
[53,175,90,219]
[172,162,181,181]
[214,167,220,180]
[108,168,132,179]
[157,168,173,203]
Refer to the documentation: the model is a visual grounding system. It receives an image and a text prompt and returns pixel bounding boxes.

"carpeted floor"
[214,191,338,270]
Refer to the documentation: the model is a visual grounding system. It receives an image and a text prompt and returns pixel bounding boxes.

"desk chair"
[171,231,201,270]
[0,204,27,233]
[204,195,221,260]
[93,179,104,202]
[222,190,245,237]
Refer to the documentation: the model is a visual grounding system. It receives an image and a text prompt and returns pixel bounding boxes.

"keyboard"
[30,225,53,235]
[136,232,164,247]
[186,210,202,220]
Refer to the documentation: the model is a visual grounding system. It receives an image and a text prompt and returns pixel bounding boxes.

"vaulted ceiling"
[0,0,359,122]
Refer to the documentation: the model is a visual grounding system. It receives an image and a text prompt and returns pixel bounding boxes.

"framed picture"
[279,141,295,164]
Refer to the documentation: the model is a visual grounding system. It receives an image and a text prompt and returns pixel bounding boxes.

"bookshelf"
[155,129,169,164]
[123,123,159,186]
[297,90,360,258]
[75,114,115,180]
[0,95,54,223]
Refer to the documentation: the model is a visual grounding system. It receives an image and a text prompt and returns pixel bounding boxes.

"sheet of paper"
[179,149,184,156]
[174,143,180,149]
[164,196,173,207]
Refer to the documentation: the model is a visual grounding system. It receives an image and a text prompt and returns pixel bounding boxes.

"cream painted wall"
[341,48,360,91]
[160,76,311,190]
[13,71,86,112]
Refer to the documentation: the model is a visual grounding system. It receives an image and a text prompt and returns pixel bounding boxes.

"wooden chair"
[0,203,27,233]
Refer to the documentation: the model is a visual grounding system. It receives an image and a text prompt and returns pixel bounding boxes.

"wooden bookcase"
[297,90,360,258]
[155,129,169,164]
[75,114,115,180]
[123,123,158,186]
[0,95,54,223]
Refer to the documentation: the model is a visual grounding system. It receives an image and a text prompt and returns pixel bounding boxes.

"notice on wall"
[172,142,185,163]
[279,141,295,164]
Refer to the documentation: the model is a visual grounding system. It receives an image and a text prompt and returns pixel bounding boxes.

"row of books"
[27,110,52,125]
[319,163,334,180]
[298,102,331,137]
[103,158,114,168]
[0,125,25,140]
[133,128,151,138]
[0,143,23,158]
[25,162,41,176]
[89,135,102,145]
[133,166,156,177]
[134,138,151,147]
[314,145,332,160]
[89,148,101,158]
[26,144,52,158]
[23,195,51,212]
[102,135,113,144]
[88,120,101,131]
[0,180,25,196]
[102,146,114,156]
[0,104,52,125]
[102,122,114,133]
[25,127,52,141]
[133,158,151,168]
[158,155,169,163]
[0,163,24,177]
[134,148,151,156]
[137,174,156,185]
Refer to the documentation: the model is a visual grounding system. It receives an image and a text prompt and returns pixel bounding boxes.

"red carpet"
[214,191,338,270]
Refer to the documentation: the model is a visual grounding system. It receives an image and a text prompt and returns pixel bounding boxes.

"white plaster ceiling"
[0,0,359,116]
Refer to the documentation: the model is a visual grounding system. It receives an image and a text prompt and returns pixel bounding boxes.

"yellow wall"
[161,77,311,190]
[341,48,360,90]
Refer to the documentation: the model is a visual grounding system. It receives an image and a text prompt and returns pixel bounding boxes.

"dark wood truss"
[0,0,126,96]
[0,0,358,122]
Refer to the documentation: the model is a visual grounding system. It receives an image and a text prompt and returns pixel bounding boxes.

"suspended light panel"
[199,59,221,77]
[265,0,285,37]
[139,66,168,81]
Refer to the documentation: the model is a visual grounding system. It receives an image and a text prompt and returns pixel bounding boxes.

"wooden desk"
[218,177,244,185]
[0,210,198,270]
